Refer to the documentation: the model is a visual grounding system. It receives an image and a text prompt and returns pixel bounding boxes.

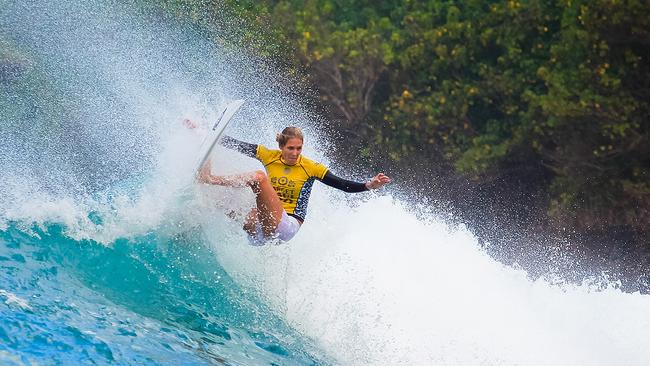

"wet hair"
[276,126,304,147]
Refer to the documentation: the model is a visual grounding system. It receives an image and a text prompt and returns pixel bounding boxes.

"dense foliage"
[210,0,649,243]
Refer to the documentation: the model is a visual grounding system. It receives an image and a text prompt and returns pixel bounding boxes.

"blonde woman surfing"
[197,127,391,244]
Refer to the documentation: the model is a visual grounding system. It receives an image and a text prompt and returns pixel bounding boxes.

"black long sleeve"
[220,135,257,158]
[219,137,368,193]
[319,170,368,193]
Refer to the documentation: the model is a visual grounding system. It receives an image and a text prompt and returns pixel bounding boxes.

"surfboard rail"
[193,99,245,179]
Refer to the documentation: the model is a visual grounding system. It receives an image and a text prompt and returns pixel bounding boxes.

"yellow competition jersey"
[256,145,328,221]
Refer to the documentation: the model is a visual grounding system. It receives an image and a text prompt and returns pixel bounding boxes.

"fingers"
[367,173,391,189]
[375,173,391,184]
[183,118,197,129]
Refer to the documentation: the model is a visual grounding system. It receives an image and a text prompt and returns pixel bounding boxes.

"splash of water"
[202,188,650,365]
[1,1,650,365]
[0,0,320,239]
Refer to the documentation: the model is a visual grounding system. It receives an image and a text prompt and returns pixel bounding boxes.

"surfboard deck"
[194,99,245,179]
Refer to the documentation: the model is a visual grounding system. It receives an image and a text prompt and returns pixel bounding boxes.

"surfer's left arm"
[320,171,391,192]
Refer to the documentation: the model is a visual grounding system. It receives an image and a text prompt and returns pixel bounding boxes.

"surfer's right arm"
[220,136,258,159]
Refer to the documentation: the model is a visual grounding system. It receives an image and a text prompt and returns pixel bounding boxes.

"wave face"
[0,224,323,365]
[2,0,650,365]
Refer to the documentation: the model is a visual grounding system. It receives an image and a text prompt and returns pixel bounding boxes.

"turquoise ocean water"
[0,223,324,365]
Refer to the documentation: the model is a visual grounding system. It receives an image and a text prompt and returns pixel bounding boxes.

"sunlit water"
[2,1,650,365]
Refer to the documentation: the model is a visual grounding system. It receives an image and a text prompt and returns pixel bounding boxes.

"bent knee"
[251,170,268,184]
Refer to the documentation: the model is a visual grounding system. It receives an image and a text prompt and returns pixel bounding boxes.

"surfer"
[197,126,391,244]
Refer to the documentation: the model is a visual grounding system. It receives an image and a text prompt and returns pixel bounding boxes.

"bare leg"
[247,171,284,236]
[243,208,258,235]
[200,162,284,236]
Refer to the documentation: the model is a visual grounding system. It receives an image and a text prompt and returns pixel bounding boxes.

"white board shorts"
[248,211,301,246]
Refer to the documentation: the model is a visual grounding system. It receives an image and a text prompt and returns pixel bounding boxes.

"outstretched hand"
[365,173,391,190]
[183,118,198,129]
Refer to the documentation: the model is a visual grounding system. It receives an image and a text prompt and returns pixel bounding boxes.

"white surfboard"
[193,99,245,179]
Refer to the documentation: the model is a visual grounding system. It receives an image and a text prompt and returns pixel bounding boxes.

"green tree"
[530,0,650,232]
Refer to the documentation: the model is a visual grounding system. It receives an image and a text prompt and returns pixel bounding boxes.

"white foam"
[203,188,650,366]
[0,289,33,312]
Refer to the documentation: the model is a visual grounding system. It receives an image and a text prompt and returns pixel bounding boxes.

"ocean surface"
[2,0,650,365]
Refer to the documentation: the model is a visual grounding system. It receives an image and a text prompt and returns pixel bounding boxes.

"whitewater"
[1,0,650,365]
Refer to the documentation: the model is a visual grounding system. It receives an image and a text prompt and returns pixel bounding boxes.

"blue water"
[0,222,325,365]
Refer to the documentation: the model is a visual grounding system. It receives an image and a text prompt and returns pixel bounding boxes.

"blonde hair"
[276,126,304,147]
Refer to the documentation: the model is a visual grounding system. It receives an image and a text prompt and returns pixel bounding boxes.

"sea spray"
[203,187,650,365]
[2,0,650,365]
